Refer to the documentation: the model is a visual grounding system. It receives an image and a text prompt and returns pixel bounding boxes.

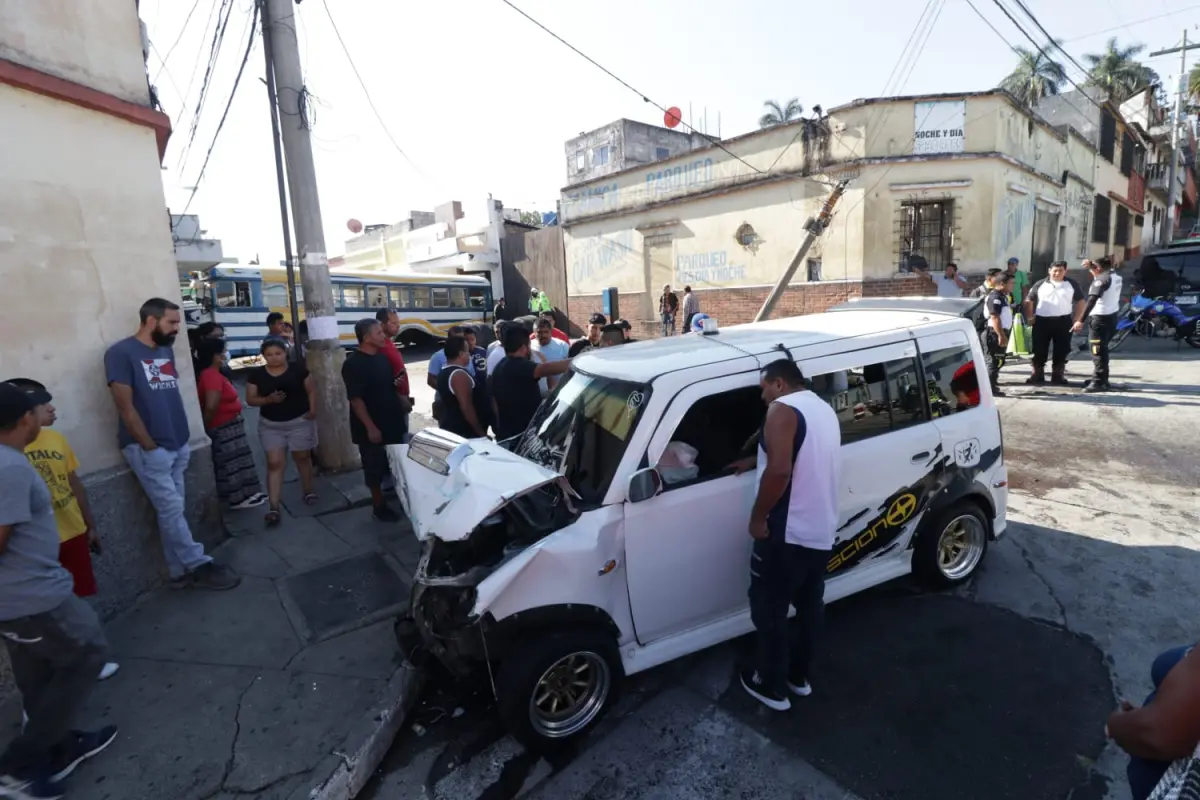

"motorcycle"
[1110,293,1200,350]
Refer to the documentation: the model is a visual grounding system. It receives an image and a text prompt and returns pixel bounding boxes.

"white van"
[391,305,1008,748]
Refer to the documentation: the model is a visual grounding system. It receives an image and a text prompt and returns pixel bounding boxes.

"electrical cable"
[318,0,434,184]
[153,0,201,84]
[1062,5,1200,44]
[1009,0,1091,80]
[497,0,770,177]
[180,3,260,217]
[179,0,237,173]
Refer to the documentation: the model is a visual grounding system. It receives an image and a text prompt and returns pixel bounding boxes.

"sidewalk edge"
[305,659,425,800]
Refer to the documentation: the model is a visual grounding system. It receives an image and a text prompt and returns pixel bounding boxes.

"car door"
[623,372,763,645]
[800,341,943,582]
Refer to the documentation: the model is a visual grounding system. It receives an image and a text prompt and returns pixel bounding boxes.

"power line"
[180,3,260,216]
[1009,0,1091,80]
[318,0,434,184]
[179,0,237,173]
[497,0,771,176]
[153,0,201,83]
[1062,5,1200,43]
[988,0,1105,112]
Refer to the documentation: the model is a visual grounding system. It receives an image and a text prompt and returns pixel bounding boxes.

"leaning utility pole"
[754,180,849,322]
[1150,31,1200,244]
[263,0,358,471]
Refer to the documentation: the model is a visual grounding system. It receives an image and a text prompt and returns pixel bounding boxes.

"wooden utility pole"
[263,0,358,470]
[754,180,848,322]
[1150,32,1200,244]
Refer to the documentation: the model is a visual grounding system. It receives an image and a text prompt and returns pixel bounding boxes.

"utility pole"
[754,180,848,322]
[263,0,358,471]
[1150,31,1200,244]
[258,0,299,336]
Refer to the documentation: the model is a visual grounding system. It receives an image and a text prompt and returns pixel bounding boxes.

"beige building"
[0,2,219,616]
[560,90,1148,333]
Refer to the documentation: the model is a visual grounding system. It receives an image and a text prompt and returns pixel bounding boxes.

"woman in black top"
[246,338,318,525]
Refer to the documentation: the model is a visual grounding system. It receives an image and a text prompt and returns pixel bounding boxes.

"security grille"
[897,199,955,273]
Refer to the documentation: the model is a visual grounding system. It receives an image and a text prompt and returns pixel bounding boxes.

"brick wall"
[569,276,939,338]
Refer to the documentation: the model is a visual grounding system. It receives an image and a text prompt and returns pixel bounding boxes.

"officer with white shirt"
[1023,260,1086,386]
[1075,258,1123,393]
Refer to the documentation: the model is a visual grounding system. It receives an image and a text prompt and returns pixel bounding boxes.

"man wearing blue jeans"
[736,355,841,711]
[104,298,239,591]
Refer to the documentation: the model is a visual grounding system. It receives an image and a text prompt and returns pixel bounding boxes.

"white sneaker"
[230,495,266,510]
[787,678,813,697]
[98,662,119,681]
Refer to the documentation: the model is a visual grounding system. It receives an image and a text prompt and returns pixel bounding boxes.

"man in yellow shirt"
[6,379,118,684]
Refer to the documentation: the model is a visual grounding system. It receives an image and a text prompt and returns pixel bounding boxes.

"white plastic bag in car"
[658,441,699,484]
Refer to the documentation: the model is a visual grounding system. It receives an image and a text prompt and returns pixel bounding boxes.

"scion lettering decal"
[827,444,1002,575]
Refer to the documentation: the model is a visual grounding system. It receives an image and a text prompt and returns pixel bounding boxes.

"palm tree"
[1189,62,1200,102]
[759,99,803,129]
[1084,37,1159,103]
[999,44,1068,106]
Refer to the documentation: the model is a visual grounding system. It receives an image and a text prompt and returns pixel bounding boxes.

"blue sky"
[141,0,1200,262]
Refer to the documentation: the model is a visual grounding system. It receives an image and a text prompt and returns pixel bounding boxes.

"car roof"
[574,309,966,383]
[828,296,980,316]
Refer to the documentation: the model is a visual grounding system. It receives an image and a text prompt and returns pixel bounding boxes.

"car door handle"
[910,451,931,463]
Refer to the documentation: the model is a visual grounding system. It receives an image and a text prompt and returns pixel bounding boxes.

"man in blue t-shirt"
[104,298,239,591]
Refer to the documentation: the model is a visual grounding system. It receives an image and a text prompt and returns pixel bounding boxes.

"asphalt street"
[360,337,1200,800]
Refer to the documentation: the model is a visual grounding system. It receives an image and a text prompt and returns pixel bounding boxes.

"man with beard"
[569,313,607,357]
[104,298,239,590]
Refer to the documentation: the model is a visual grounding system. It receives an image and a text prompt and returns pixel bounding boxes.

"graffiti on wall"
[675,250,749,285]
[996,189,1035,259]
[569,230,637,290]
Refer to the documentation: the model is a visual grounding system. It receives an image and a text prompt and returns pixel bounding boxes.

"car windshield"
[513,370,651,505]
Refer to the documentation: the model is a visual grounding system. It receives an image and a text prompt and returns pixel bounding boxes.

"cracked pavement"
[364,342,1200,800]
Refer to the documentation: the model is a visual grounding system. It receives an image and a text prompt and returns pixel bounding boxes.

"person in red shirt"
[375,309,414,416]
[528,313,569,344]
[195,338,265,510]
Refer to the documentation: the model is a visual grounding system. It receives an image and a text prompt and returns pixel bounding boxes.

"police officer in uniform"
[983,272,1014,396]
[1074,258,1123,393]
[1023,260,1086,386]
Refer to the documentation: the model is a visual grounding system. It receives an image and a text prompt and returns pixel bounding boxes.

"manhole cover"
[281,553,411,642]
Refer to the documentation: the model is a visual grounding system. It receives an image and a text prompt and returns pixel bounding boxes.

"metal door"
[1030,208,1059,281]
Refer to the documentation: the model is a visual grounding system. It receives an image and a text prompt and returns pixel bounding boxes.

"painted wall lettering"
[571,230,636,286]
[563,183,620,220]
[675,250,748,284]
[645,158,715,197]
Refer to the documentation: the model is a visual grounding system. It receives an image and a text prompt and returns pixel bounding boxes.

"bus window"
[410,287,430,308]
[367,285,388,308]
[432,288,450,308]
[341,284,365,308]
[468,287,487,308]
[217,281,252,308]
[450,288,467,308]
[389,286,407,308]
[262,283,288,309]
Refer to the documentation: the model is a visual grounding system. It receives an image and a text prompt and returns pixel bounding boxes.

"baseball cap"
[4,378,51,405]
[616,319,631,330]
[1051,260,1068,267]
[1007,257,1019,265]
[588,312,607,325]
[0,382,36,428]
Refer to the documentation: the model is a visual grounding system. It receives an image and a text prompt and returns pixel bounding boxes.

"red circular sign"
[664,107,682,129]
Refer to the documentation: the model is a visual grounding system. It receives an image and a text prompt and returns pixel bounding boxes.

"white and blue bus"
[192,266,493,357]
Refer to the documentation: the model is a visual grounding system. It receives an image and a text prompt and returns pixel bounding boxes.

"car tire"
[495,629,623,751]
[913,502,990,589]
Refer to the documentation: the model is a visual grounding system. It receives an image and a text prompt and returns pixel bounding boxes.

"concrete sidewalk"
[1,471,424,800]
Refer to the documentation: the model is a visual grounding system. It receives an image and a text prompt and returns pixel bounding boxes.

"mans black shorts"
[358,443,390,490]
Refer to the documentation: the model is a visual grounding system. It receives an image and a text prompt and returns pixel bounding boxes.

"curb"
[303,660,426,800]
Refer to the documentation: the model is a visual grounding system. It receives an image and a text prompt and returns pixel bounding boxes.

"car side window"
[809,357,927,445]
[655,385,765,489]
[921,345,982,416]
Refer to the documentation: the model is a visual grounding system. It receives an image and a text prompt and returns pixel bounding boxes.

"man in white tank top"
[739,354,842,712]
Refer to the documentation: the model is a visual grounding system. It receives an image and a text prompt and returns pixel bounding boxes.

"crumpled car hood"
[389,430,563,541]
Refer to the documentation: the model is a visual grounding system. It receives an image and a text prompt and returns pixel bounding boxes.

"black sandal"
[265,509,282,527]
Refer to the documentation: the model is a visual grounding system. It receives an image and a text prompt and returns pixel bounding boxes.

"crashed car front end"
[389,430,579,676]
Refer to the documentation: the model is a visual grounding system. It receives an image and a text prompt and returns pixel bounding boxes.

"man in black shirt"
[568,313,607,357]
[491,325,572,441]
[983,273,1014,397]
[341,319,406,521]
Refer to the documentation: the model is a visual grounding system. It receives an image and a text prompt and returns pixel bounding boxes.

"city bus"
[191,266,493,357]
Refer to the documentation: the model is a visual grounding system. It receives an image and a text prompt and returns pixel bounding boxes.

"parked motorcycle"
[1110,293,1200,350]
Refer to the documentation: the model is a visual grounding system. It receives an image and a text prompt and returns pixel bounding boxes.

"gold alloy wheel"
[937,513,987,581]
[528,650,611,739]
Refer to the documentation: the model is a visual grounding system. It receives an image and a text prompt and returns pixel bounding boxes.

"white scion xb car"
[391,304,1008,749]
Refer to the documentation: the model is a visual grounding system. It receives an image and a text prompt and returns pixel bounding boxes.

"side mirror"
[628,468,663,504]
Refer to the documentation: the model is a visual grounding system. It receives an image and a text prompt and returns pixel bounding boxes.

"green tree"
[1189,62,1200,102]
[519,210,543,227]
[998,44,1068,107]
[1084,37,1159,103]
[758,98,803,129]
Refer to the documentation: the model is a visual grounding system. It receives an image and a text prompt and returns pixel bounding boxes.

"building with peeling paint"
[559,90,1149,336]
